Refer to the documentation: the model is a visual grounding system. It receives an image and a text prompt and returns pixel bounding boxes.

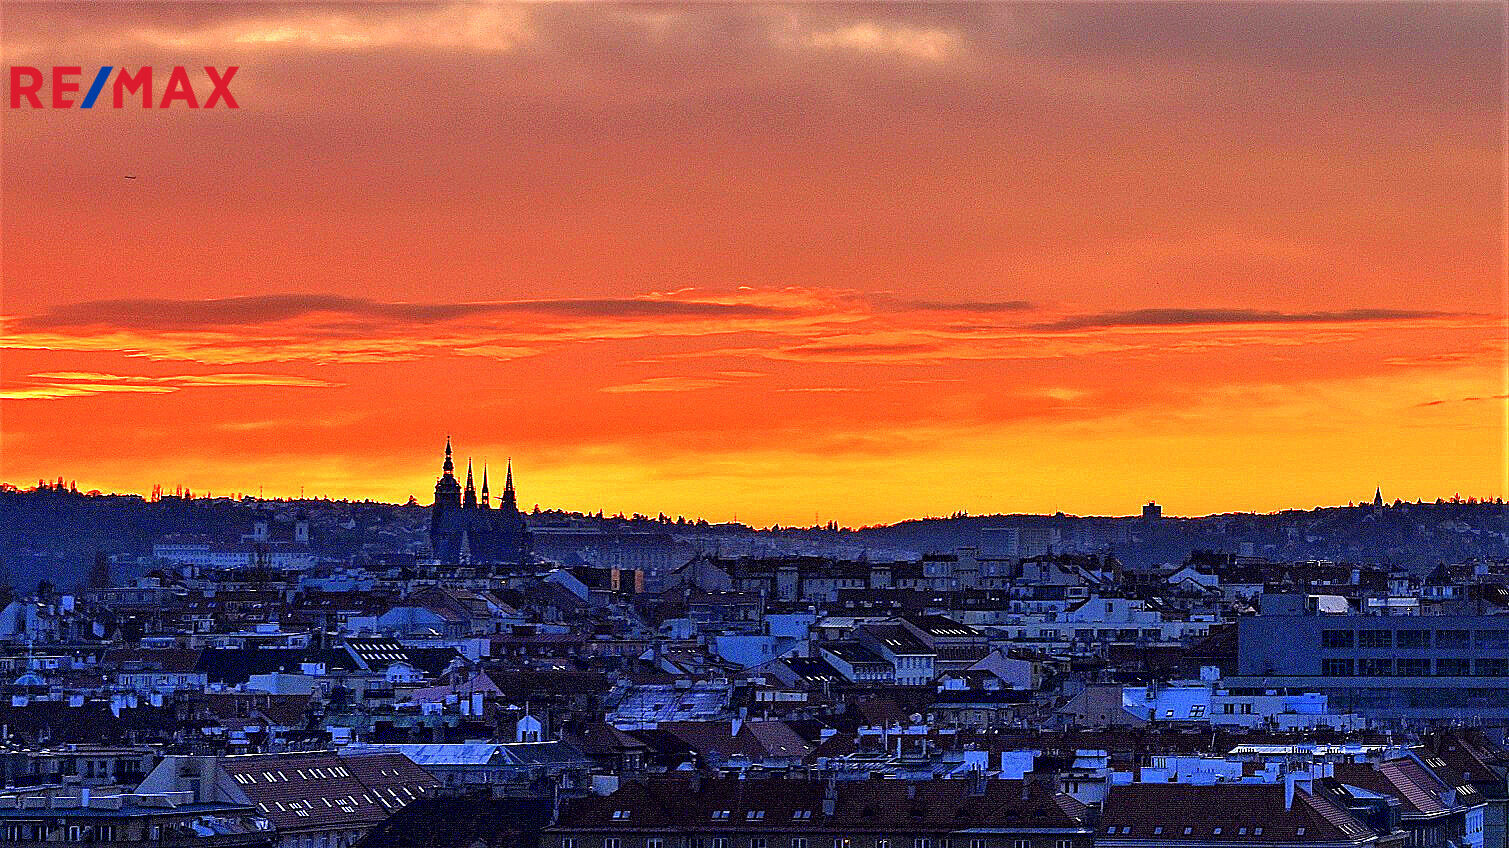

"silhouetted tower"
[480,465,491,508]
[463,458,478,508]
[1374,486,1384,509]
[502,459,517,510]
[431,437,462,537]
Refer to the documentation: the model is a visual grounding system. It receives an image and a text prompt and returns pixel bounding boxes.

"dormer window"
[612,810,630,820]
[1296,829,1305,836]
[1254,829,1263,836]
[747,811,765,820]
[1183,828,1193,835]
[1152,828,1162,835]
[712,810,730,820]
[1212,828,1222,835]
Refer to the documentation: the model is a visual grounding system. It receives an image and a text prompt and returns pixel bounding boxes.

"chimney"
[1284,771,1313,809]
[969,769,987,797]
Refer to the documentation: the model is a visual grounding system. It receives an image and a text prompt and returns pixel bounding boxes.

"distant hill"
[1,484,1504,590]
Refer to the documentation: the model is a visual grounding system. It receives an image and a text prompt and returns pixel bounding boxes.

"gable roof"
[1100,783,1373,844]
[221,750,436,833]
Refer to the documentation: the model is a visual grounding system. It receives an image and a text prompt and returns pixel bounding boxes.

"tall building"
[1231,593,1509,721]
[429,438,530,567]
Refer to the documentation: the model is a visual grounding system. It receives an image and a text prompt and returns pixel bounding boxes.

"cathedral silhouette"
[429,437,530,567]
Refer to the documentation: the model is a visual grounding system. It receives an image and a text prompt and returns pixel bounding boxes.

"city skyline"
[8,456,1503,530]
[2,3,1505,526]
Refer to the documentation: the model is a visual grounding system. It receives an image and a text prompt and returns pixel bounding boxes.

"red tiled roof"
[222,750,437,834]
[1336,760,1447,816]
[553,777,1085,833]
[1100,783,1372,844]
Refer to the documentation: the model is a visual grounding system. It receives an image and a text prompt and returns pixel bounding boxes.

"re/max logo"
[8,66,239,109]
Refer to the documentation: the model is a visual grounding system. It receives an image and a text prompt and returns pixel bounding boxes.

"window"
[1358,658,1393,676]
[1152,829,1162,836]
[1189,705,1206,717]
[1438,658,1472,676]
[1322,630,1354,649]
[606,841,621,848]
[1397,630,1431,649]
[972,840,988,848]
[1478,631,1509,650]
[914,840,930,848]
[561,841,576,848]
[1437,630,1471,649]
[792,811,812,820]
[792,840,809,848]
[711,811,731,821]
[1254,828,1263,836]
[1322,658,1354,677]
[1357,630,1392,649]
[711,840,728,848]
[878,841,890,848]
[746,811,765,820]
[613,810,631,820]
[752,840,767,848]
[1477,658,1509,677]
[648,840,664,848]
[1296,828,1305,837]
[1212,828,1222,835]
[1398,658,1431,676]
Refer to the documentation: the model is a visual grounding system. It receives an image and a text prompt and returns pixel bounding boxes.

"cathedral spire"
[464,458,478,508]
[481,463,490,508]
[502,458,517,509]
[442,436,455,476]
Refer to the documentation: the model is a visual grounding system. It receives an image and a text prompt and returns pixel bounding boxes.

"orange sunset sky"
[1,2,1505,526]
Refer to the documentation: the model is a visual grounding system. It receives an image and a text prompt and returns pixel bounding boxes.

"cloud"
[802,20,965,63]
[1,371,339,400]
[13,293,803,332]
[4,4,537,59]
[1,288,865,365]
[601,371,767,394]
[3,290,1497,372]
[887,299,1037,314]
[1032,307,1469,332]
[1416,393,1509,408]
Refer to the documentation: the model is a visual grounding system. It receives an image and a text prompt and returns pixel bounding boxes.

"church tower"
[430,437,464,562]
[464,458,478,509]
[502,459,517,510]
[480,465,491,508]
[432,437,461,509]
